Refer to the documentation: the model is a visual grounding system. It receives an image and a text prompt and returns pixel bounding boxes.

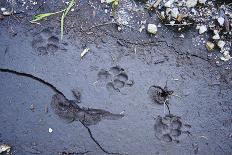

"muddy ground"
[0,0,231,155]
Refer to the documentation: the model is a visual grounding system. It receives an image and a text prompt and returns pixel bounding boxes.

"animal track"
[32,29,63,55]
[148,85,174,105]
[154,115,190,143]
[97,66,133,93]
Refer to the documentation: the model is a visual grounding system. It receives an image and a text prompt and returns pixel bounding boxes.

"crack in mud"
[101,30,211,63]
[158,40,210,63]
[60,150,90,155]
[81,122,124,155]
[0,68,66,98]
[0,67,124,155]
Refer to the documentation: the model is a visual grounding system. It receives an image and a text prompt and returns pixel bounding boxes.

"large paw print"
[97,66,133,93]
[32,29,63,55]
[154,115,190,143]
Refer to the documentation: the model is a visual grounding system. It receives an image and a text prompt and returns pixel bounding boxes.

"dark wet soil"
[0,0,231,155]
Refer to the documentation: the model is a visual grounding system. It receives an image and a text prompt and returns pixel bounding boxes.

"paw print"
[32,28,63,55]
[154,114,190,143]
[97,66,133,93]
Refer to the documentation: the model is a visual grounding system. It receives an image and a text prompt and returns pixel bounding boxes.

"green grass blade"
[30,10,65,23]
[60,0,75,39]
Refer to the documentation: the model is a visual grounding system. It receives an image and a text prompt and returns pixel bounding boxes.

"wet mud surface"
[0,0,232,155]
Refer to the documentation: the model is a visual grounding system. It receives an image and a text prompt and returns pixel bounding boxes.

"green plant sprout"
[30,0,75,40]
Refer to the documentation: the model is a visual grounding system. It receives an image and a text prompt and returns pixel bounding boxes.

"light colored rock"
[164,0,174,8]
[170,21,175,26]
[147,24,157,34]
[217,17,224,26]
[217,40,226,49]
[199,25,207,34]
[212,30,220,40]
[206,42,214,51]
[186,0,198,8]
[0,144,11,154]
[220,51,231,61]
[160,11,165,19]
[198,0,206,4]
[171,8,179,19]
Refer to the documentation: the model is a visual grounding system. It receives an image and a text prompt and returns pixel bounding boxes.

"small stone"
[171,8,179,19]
[164,0,174,7]
[206,42,214,51]
[220,51,231,61]
[160,11,165,19]
[169,21,175,26]
[147,24,157,34]
[198,25,207,34]
[217,17,224,26]
[0,8,6,12]
[212,30,220,40]
[217,40,225,49]
[198,0,206,4]
[179,34,185,38]
[0,144,11,154]
[186,0,198,8]
[49,128,53,133]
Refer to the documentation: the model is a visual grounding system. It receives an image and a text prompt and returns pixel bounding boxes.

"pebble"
[212,30,220,40]
[147,24,157,34]
[206,42,214,51]
[186,0,198,8]
[164,0,174,8]
[217,40,225,49]
[220,51,231,61]
[217,17,224,26]
[171,8,179,19]
[198,0,206,4]
[48,128,53,133]
[198,25,207,34]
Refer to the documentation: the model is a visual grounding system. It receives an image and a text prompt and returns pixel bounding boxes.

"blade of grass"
[61,0,75,39]
[30,10,65,23]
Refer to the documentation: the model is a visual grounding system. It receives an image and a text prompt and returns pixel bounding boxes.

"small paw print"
[97,66,133,93]
[32,28,64,55]
[154,114,190,143]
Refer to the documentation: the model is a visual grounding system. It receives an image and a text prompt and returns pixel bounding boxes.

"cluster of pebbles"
[144,0,232,61]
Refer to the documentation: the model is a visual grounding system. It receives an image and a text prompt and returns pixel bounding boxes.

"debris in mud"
[51,93,124,126]
[80,48,90,59]
[72,89,81,103]
[48,128,53,133]
[0,144,11,154]
[148,85,173,105]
